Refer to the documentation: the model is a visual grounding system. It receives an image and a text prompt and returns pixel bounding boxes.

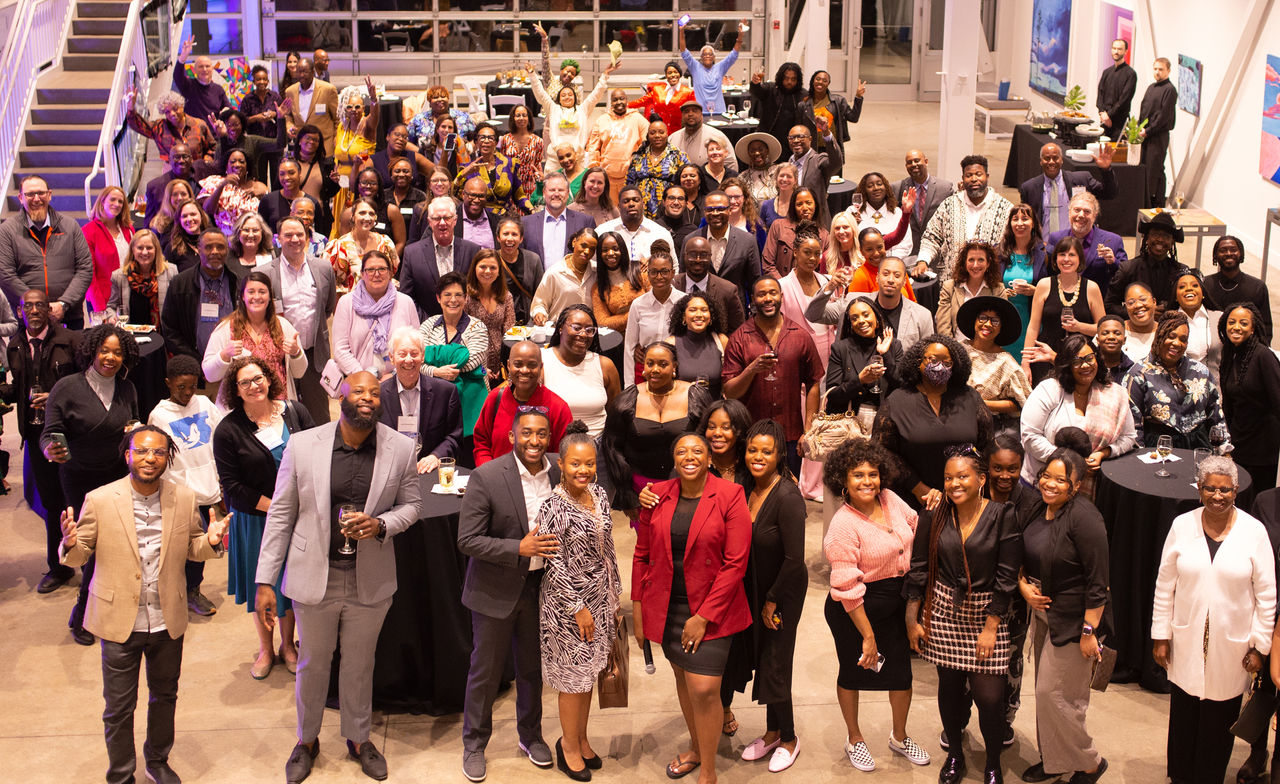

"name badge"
[273,299,284,313]
[255,426,284,450]
[1071,185,1086,197]
[200,302,220,321]
[397,415,418,436]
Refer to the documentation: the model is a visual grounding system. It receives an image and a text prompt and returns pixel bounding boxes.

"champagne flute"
[868,354,884,395]
[1155,435,1174,478]
[338,504,359,555]
[29,383,43,426]
[1173,190,1186,217]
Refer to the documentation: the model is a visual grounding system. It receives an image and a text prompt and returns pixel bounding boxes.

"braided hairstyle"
[1150,310,1190,395]
[922,444,987,637]
[1218,302,1269,388]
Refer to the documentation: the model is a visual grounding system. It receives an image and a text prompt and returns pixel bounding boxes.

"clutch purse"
[1231,675,1277,742]
[597,617,630,709]
[1089,644,1117,692]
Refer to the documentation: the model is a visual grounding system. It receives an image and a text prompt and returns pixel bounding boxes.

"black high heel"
[581,752,603,770]
[556,738,591,782]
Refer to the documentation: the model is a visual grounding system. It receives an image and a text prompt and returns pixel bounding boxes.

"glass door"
[848,0,917,100]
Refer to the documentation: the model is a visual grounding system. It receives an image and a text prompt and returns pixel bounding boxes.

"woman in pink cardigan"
[331,249,419,378]
[822,438,931,773]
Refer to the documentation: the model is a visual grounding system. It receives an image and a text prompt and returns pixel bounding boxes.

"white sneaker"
[741,736,782,761]
[768,740,800,773]
[888,734,931,766]
[845,740,875,772]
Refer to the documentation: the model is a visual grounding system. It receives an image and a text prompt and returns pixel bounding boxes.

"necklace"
[1217,275,1240,292]
[1057,276,1081,308]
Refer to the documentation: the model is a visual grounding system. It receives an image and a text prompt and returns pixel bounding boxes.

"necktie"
[30,337,41,360]
[1047,179,1064,234]
[914,183,925,221]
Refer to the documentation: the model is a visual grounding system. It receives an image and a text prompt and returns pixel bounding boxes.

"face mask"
[922,361,952,386]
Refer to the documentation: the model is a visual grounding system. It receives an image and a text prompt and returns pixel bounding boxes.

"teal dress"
[1003,254,1035,364]
[227,424,291,613]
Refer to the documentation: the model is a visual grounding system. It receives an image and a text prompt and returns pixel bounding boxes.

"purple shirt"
[461,212,495,249]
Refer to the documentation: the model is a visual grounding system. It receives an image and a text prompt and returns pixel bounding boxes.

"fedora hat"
[734,132,782,167]
[956,295,1023,346]
[1138,211,1185,243]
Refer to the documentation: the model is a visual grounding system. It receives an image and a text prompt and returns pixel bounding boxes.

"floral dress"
[406,109,477,149]
[452,152,533,217]
[1124,354,1228,449]
[197,175,260,236]
[626,146,690,220]
[499,132,546,203]
[330,125,377,239]
[323,231,399,292]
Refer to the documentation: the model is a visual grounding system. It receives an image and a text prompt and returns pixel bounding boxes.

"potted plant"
[1116,116,1148,164]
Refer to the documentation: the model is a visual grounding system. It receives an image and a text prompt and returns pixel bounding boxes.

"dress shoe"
[939,754,967,784]
[187,589,216,616]
[767,739,800,773]
[581,752,603,770]
[71,627,95,646]
[37,570,72,594]
[286,740,319,784]
[347,739,388,781]
[1238,749,1269,784]
[143,762,182,784]
[741,736,782,762]
[985,768,1004,784]
[1068,758,1108,784]
[1021,761,1057,782]
[556,738,591,782]
[521,738,553,768]
[462,750,487,782]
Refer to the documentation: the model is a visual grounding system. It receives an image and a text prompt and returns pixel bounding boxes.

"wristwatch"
[1081,623,1095,637]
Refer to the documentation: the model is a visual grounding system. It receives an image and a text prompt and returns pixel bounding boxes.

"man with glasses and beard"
[255,371,421,784]
[915,155,1013,281]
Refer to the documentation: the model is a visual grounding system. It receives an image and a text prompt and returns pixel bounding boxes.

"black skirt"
[662,600,733,676]
[825,577,912,691]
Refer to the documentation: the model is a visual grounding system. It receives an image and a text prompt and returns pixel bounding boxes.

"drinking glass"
[1155,435,1174,478]
[439,457,457,490]
[1193,448,1211,467]
[338,504,359,555]
[29,383,43,426]
[741,98,752,116]
[764,347,778,381]
[849,193,864,214]
[1210,424,1230,454]
[1060,310,1075,331]
[1173,190,1186,217]
[868,354,884,395]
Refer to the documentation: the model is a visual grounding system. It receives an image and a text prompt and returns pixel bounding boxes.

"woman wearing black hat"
[1104,211,1190,316]
[957,295,1031,429]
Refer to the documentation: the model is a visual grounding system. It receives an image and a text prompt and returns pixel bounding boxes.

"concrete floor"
[6,103,1274,784]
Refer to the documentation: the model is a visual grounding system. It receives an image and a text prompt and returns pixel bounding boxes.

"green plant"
[1124,116,1148,144]
[1063,85,1086,112]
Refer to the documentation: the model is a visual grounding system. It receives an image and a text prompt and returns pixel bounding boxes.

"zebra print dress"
[538,484,622,693]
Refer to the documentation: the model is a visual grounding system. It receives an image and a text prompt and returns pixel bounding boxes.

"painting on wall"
[1262,55,1280,185]
[1097,4,1133,74]
[1030,0,1072,103]
[1178,55,1203,116]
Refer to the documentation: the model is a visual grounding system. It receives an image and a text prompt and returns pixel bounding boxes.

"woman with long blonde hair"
[107,229,175,327]
[149,178,195,235]
[82,185,134,311]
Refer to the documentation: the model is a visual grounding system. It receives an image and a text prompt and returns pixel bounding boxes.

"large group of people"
[6,28,1280,784]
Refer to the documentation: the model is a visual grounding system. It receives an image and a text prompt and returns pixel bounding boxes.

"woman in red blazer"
[81,185,134,312]
[629,61,698,133]
[634,431,752,781]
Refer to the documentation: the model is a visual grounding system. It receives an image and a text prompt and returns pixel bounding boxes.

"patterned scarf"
[1082,382,1130,452]
[127,267,160,326]
[350,279,397,357]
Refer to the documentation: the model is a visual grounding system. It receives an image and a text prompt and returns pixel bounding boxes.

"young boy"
[147,354,225,615]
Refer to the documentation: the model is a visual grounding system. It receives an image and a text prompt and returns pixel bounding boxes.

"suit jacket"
[520,209,596,269]
[0,322,78,442]
[284,79,341,152]
[1018,168,1118,221]
[159,265,243,359]
[378,373,462,460]
[61,477,222,643]
[690,225,762,306]
[255,421,422,606]
[894,174,954,256]
[458,451,563,618]
[455,204,499,244]
[398,236,481,320]
[261,255,339,371]
[673,272,746,333]
[791,142,844,224]
[632,474,753,643]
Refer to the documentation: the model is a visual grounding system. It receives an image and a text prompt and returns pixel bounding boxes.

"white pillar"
[937,0,982,178]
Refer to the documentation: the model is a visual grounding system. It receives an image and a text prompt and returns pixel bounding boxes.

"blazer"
[159,265,244,359]
[1024,495,1112,646]
[378,373,462,460]
[791,143,844,225]
[255,421,422,606]
[690,225,762,305]
[673,272,746,333]
[106,265,178,324]
[399,236,482,319]
[458,451,563,618]
[82,219,134,311]
[212,402,314,513]
[0,322,78,442]
[1019,168,1118,218]
[261,255,339,371]
[284,79,341,152]
[894,174,954,256]
[632,474,753,644]
[1152,507,1277,700]
[520,209,596,267]
[61,477,221,643]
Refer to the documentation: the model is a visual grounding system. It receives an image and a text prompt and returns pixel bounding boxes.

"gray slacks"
[293,561,391,743]
[1031,609,1103,775]
[462,569,544,753]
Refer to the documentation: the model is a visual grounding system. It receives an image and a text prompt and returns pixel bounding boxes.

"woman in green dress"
[998,203,1045,364]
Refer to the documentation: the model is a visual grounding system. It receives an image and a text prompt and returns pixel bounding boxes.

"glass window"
[356,0,432,10]
[190,19,243,54]
[521,0,593,11]
[275,19,354,53]
[357,20,434,52]
[438,0,512,10]
[679,0,755,11]
[275,0,351,11]
[189,0,242,12]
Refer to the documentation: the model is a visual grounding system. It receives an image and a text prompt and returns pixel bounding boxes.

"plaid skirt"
[921,581,1012,675]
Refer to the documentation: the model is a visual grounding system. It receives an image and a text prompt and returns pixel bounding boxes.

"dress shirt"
[298,84,315,121]
[461,213,495,249]
[329,425,376,561]
[595,217,677,265]
[541,211,568,273]
[1042,173,1068,234]
[790,148,815,183]
[516,455,553,571]
[706,228,729,274]
[964,190,996,239]
[131,488,166,633]
[683,275,709,293]
[529,259,597,321]
[86,367,116,410]
[622,287,684,387]
[434,241,455,279]
[396,376,420,437]
[721,316,824,440]
[278,257,319,349]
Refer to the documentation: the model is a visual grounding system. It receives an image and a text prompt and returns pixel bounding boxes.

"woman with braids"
[905,445,1022,784]
[329,78,381,237]
[1219,303,1280,492]
[1124,310,1228,449]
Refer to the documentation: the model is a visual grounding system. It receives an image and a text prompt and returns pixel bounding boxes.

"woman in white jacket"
[1152,455,1277,784]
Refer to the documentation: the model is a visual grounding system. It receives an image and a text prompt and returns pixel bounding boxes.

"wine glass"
[741,98,752,117]
[764,345,778,381]
[338,504,359,555]
[1155,435,1174,478]
[868,354,884,395]
[1173,191,1186,217]
[1210,424,1230,454]
[28,383,43,426]
[849,193,864,215]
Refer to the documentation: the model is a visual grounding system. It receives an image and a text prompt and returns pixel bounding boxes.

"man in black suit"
[1097,39,1137,140]
[894,149,954,256]
[1019,142,1117,236]
[674,235,746,332]
[400,196,481,320]
[690,190,761,306]
[160,230,242,363]
[379,326,461,473]
[786,117,843,225]
[143,144,199,227]
[1138,57,1178,207]
[520,172,595,272]
[457,406,560,782]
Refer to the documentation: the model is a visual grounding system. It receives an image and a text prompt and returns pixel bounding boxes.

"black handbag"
[1232,675,1278,743]
[1089,644,1117,692]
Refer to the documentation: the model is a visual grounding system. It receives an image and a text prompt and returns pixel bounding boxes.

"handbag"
[598,616,629,709]
[799,389,868,461]
[1232,674,1278,742]
[1089,643,1117,692]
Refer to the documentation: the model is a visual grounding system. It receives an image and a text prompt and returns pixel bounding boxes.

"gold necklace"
[1057,276,1081,308]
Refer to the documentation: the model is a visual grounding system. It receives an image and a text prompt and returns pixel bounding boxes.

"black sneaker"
[187,589,216,616]
[1021,761,1057,782]
[1068,758,1108,784]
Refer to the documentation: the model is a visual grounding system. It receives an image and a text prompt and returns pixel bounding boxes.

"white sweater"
[148,396,224,506]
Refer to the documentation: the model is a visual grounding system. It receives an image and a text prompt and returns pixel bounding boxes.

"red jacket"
[81,218,133,312]
[471,383,572,465]
[629,83,697,135]
[633,474,752,644]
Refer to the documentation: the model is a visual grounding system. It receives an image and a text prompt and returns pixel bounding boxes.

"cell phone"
[443,133,457,151]
[678,13,691,27]
[50,432,70,456]
[874,653,885,672]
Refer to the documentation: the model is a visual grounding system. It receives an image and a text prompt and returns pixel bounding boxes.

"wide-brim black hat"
[957,295,1023,346]
[1138,211,1185,242]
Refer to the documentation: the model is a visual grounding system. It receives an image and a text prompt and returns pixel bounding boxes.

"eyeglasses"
[21,190,48,198]
[516,404,550,415]
[1123,298,1152,307]
[1201,486,1235,497]
[428,215,453,223]
[20,302,50,311]
[565,323,598,336]
[975,314,1001,326]
[704,205,729,213]
[129,447,169,459]
[1071,353,1098,367]
[237,374,267,389]
[363,266,390,275]
[787,134,810,141]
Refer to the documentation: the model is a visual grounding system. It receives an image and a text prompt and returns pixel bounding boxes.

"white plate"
[707,120,728,127]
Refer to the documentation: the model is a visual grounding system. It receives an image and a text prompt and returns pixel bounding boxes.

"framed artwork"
[1261,55,1280,185]
[1098,3,1133,74]
[1030,0,1072,103]
[1178,54,1203,115]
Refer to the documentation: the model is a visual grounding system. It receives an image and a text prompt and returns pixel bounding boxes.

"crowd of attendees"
[7,34,1280,784]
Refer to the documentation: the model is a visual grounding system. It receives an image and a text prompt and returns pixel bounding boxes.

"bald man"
[172,35,232,123]
[312,49,330,82]
[586,88,651,202]
[894,149,954,256]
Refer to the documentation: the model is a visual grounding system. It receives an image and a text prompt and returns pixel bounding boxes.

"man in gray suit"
[894,149,954,256]
[805,256,933,350]
[457,406,561,782]
[264,216,338,424]
[255,371,421,784]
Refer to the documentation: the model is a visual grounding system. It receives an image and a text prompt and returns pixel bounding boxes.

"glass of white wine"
[338,504,359,555]
[1173,190,1186,217]
[1155,435,1174,478]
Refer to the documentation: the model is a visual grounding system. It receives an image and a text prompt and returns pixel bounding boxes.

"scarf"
[1081,382,1130,452]
[127,266,160,326]
[350,279,397,358]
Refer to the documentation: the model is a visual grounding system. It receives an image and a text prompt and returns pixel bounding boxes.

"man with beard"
[520,172,595,272]
[657,185,697,257]
[586,88,650,203]
[1105,211,1189,316]
[457,177,498,250]
[785,119,842,225]
[471,340,572,464]
[916,154,1013,281]
[1203,235,1271,344]
[689,189,762,304]
[749,61,806,162]
[597,186,677,267]
[1096,39,1137,139]
[807,256,933,350]
[59,425,227,784]
[668,102,730,167]
[256,370,420,784]
[674,235,746,332]
[1044,191,1127,299]
[1138,57,1178,207]
[160,229,241,362]
[144,144,199,227]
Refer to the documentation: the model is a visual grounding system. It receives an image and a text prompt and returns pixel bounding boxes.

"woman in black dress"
[1023,235,1106,384]
[905,446,1022,784]
[735,420,807,772]
[825,296,902,420]
[1219,303,1280,492]
[669,293,730,399]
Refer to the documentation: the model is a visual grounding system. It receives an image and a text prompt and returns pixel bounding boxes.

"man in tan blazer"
[283,58,340,155]
[60,425,228,784]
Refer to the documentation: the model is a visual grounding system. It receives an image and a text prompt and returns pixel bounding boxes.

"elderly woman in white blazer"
[1152,455,1277,784]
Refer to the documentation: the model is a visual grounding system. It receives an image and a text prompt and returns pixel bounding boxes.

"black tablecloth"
[1095,448,1252,690]
[705,114,756,149]
[1002,124,1147,237]
[131,331,166,422]
[910,275,940,314]
[827,178,856,215]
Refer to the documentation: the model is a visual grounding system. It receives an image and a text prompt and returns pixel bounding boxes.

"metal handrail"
[83,0,148,214]
[0,0,74,216]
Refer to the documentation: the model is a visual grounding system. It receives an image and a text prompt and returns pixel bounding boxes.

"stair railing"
[83,0,149,214]
[0,0,74,216]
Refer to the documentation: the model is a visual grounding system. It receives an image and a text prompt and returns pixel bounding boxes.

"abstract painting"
[1262,55,1280,185]
[1098,3,1133,74]
[1030,0,1072,103]
[1177,54,1202,116]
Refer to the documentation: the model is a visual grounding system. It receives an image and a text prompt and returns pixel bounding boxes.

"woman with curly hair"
[668,292,730,398]
[871,334,993,512]
[198,148,270,236]
[202,270,308,402]
[1125,310,1228,449]
[996,204,1044,364]
[935,242,1006,338]
[822,438,929,772]
[1219,303,1280,492]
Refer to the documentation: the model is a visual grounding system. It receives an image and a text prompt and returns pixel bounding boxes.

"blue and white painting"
[1031,0,1073,103]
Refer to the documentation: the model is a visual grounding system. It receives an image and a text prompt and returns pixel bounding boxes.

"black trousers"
[101,631,184,784]
[296,348,332,426]
[26,445,70,577]
[1167,683,1241,784]
[462,570,544,753]
[1141,132,1171,207]
[183,504,215,591]
[65,463,127,632]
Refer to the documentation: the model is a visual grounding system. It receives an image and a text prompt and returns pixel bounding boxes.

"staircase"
[7,0,127,222]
